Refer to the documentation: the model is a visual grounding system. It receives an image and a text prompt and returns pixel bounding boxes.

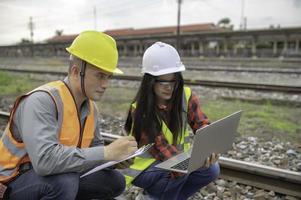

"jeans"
[133,162,220,200]
[7,168,125,200]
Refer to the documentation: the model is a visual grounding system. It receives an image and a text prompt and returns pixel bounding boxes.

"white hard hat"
[142,42,185,76]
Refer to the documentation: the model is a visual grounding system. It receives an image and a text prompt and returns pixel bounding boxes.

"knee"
[109,170,126,197]
[208,163,220,181]
[47,172,79,199]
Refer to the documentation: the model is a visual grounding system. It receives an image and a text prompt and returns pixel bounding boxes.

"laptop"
[155,110,242,173]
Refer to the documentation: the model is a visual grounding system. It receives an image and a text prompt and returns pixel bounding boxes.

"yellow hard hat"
[66,31,123,74]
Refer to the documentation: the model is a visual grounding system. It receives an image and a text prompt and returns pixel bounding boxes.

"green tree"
[18,38,32,44]
[55,29,64,36]
[217,18,233,30]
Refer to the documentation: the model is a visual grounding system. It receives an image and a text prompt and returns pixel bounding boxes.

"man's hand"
[115,158,134,169]
[203,153,219,168]
[104,136,138,161]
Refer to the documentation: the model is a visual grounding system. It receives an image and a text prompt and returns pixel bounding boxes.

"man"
[0,31,138,200]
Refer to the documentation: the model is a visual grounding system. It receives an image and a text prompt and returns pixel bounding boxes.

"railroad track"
[119,63,301,74]
[0,111,300,197]
[187,66,301,74]
[1,67,301,93]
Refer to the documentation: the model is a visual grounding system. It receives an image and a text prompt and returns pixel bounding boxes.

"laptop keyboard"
[170,158,190,170]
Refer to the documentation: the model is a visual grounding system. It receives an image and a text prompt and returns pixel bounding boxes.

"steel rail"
[0,111,300,197]
[118,63,301,74]
[114,75,301,93]
[187,66,301,74]
[219,157,301,198]
[1,67,300,93]
[0,110,9,119]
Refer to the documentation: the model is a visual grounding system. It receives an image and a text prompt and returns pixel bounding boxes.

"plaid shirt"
[149,91,209,161]
[135,91,209,177]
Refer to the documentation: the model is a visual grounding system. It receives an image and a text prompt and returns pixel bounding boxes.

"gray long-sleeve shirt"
[11,80,106,176]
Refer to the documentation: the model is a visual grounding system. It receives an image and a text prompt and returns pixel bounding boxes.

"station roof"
[46,23,226,43]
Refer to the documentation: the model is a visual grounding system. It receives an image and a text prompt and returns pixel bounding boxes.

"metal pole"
[93,6,97,30]
[240,0,245,30]
[28,16,34,57]
[28,16,34,43]
[176,0,182,51]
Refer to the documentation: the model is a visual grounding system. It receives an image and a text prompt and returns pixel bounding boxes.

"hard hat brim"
[142,63,185,76]
[113,67,123,74]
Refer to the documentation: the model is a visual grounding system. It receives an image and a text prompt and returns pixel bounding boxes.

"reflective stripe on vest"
[123,86,192,186]
[0,81,96,183]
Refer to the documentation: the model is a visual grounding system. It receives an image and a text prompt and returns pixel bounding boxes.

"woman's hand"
[203,153,219,168]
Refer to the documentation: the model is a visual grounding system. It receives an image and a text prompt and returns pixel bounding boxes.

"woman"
[124,42,220,200]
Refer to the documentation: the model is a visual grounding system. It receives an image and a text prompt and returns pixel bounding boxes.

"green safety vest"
[122,86,192,186]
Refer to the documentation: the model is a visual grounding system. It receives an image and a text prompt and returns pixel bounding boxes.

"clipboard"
[80,143,154,178]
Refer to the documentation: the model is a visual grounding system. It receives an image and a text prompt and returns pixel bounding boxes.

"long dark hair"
[125,72,184,145]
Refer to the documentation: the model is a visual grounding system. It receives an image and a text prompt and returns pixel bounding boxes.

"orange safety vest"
[0,81,96,183]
